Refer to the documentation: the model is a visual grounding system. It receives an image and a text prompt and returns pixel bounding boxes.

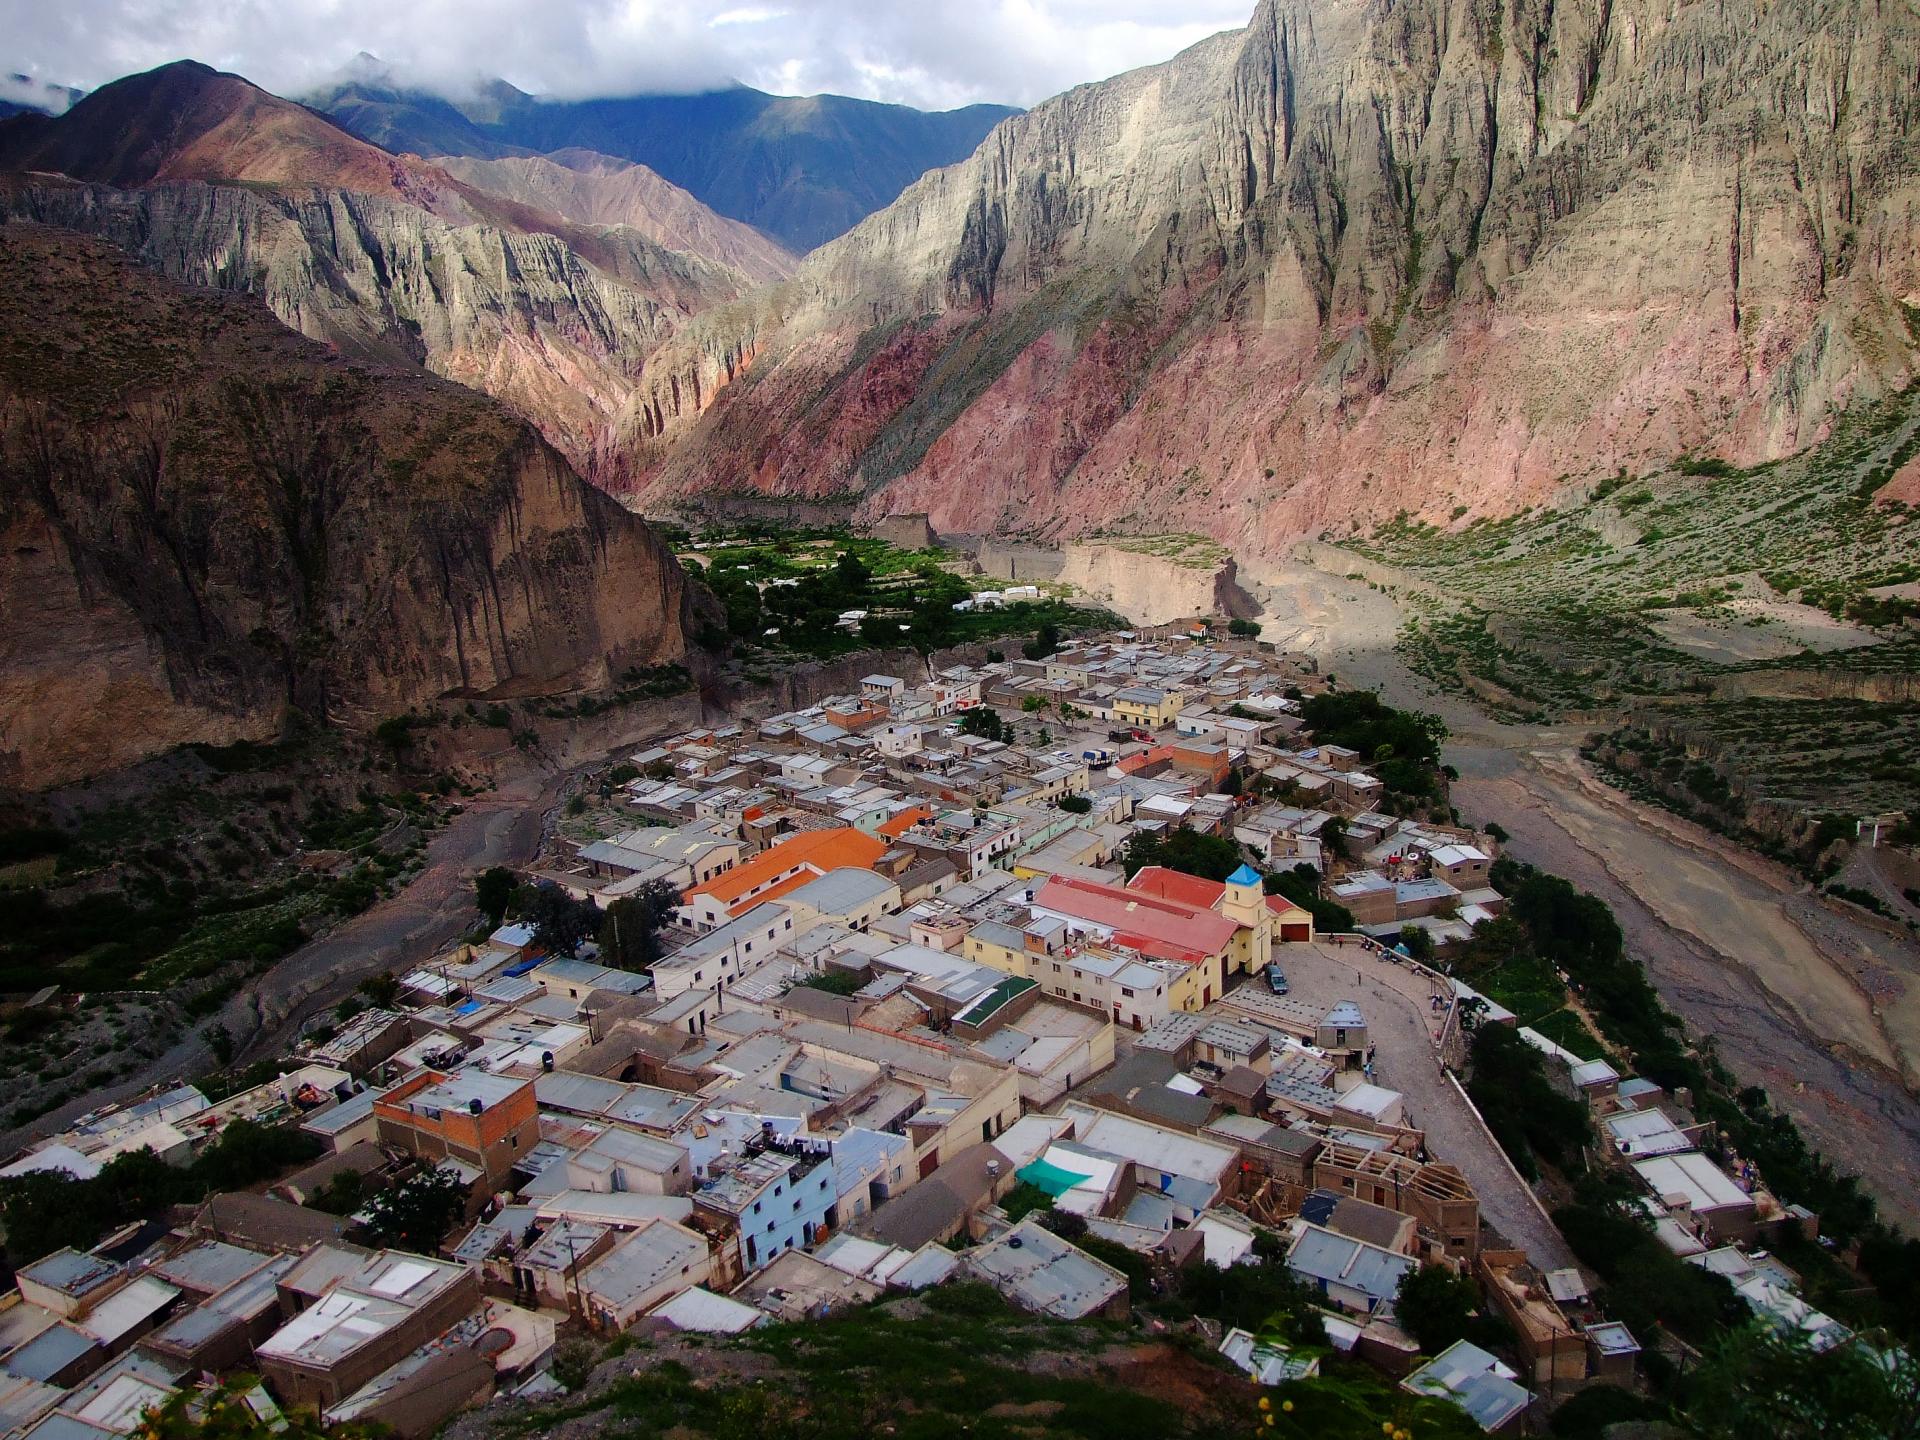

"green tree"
[1120,828,1245,881]
[1321,815,1350,860]
[550,1336,600,1393]
[475,865,518,928]
[832,548,873,598]
[1549,1386,1661,1439]
[192,1119,321,1194]
[601,879,678,972]
[1466,1023,1593,1179]
[1264,864,1355,933]
[523,882,602,957]
[958,708,1008,743]
[1058,795,1092,814]
[1679,1324,1920,1440]
[362,1166,469,1252]
[1022,621,1061,660]
[1397,924,1434,961]
[860,612,902,647]
[1227,618,1260,637]
[1394,1264,1512,1355]
[308,1168,366,1217]
[358,970,401,1008]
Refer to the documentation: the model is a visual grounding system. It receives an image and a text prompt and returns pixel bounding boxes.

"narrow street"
[1266,945,1577,1270]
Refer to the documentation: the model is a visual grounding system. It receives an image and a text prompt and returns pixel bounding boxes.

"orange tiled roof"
[1265,894,1313,921]
[682,826,886,908]
[1128,865,1227,909]
[877,805,935,839]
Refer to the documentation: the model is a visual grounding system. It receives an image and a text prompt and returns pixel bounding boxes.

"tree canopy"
[600,879,678,972]
[474,865,518,928]
[522,882,602,957]
[1395,1264,1513,1355]
[362,1166,469,1253]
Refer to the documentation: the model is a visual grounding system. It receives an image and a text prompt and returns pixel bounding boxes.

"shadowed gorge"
[0,224,699,789]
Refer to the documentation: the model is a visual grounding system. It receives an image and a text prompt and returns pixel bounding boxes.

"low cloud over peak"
[7,0,1254,111]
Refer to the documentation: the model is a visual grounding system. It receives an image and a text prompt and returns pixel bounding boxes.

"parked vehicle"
[1265,964,1290,995]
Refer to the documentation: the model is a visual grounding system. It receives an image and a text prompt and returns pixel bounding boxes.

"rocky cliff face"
[0,225,699,790]
[0,175,750,469]
[433,151,797,286]
[619,0,1920,555]
[0,64,781,477]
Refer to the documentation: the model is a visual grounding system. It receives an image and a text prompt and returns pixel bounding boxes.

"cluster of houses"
[0,632,1841,1436]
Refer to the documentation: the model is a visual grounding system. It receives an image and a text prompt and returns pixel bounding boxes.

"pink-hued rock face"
[1881,454,1920,509]
[612,0,1920,552]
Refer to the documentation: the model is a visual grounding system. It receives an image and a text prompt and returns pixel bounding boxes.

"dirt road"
[1451,745,1920,1235]
[1247,554,1920,1235]
[225,767,569,1066]
[0,764,574,1153]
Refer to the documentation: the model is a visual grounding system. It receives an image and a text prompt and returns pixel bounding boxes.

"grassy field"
[1087,531,1234,570]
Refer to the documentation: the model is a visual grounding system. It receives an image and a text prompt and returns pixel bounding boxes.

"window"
[1121,987,1134,998]
[792,1199,801,1212]
[753,1201,761,1214]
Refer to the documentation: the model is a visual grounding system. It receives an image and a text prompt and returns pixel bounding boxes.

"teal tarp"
[1016,1157,1094,1197]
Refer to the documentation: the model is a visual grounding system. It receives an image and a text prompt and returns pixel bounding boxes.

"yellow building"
[1111,685,1185,730]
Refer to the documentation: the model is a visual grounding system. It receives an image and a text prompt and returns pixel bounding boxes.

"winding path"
[0,765,571,1153]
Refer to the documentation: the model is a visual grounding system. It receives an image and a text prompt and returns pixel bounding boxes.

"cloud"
[1,70,77,115]
[0,0,1256,110]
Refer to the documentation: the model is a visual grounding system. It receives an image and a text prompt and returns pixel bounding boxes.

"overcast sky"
[2,0,1256,113]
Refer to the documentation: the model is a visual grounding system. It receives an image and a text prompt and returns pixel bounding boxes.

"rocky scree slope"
[617,0,1920,555]
[0,62,786,473]
[432,150,797,285]
[0,224,700,791]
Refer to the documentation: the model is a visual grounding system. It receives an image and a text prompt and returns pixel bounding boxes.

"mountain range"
[0,61,793,470]
[311,64,1019,252]
[615,0,1920,552]
[2,0,1917,781]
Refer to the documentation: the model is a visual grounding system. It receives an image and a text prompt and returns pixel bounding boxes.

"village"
[0,619,1859,1438]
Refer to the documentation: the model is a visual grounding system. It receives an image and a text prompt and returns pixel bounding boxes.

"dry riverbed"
[1246,553,1920,1233]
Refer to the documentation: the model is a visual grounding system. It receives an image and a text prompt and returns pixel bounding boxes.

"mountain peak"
[0,58,508,214]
